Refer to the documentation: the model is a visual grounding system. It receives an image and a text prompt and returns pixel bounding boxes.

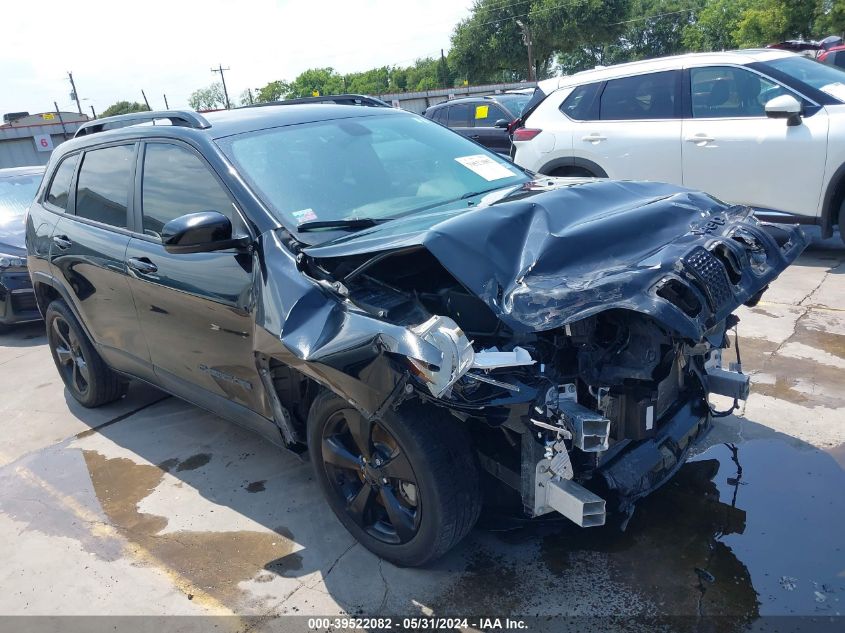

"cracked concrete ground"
[0,247,843,625]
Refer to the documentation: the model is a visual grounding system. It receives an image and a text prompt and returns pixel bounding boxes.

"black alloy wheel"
[307,390,481,567]
[45,300,126,408]
[320,408,421,545]
[50,314,91,398]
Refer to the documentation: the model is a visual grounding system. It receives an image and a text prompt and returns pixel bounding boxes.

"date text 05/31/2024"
[307,617,528,630]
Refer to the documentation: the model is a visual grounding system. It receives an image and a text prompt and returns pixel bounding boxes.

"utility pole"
[90,105,97,119]
[515,20,536,82]
[211,64,231,109]
[67,72,83,115]
[141,89,151,111]
[54,101,69,140]
[247,88,254,105]
[163,94,169,109]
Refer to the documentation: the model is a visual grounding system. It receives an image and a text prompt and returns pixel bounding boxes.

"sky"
[0,0,472,116]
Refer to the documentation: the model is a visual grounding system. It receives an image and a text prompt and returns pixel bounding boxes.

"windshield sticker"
[820,82,845,101]
[475,105,489,120]
[293,208,318,223]
[455,154,516,181]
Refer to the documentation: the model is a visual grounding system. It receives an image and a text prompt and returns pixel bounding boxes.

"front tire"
[45,299,126,408]
[307,390,481,567]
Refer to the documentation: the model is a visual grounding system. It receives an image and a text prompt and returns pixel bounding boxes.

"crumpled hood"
[308,180,807,340]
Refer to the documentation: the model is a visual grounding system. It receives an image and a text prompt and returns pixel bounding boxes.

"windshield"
[217,113,528,232]
[495,93,531,116]
[762,56,845,101]
[0,172,41,229]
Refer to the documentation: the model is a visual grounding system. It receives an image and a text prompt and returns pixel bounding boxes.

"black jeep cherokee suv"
[26,107,805,566]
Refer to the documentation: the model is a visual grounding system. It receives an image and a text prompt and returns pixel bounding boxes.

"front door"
[681,65,828,218]
[124,141,264,415]
[469,102,512,154]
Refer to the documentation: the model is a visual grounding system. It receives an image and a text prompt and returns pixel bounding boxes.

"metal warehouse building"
[0,112,89,169]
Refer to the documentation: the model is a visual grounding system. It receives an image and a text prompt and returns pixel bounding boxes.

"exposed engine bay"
[273,179,807,527]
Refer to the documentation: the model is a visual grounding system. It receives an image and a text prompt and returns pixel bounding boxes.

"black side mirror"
[162,211,249,254]
[494,118,511,129]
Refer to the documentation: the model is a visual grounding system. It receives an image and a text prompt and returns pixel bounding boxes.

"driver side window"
[141,143,240,239]
[690,66,791,118]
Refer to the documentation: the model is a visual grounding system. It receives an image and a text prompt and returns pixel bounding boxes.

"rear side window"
[45,154,78,210]
[600,71,678,120]
[560,83,602,120]
[447,103,471,127]
[75,145,134,228]
[141,143,234,238]
[430,107,447,124]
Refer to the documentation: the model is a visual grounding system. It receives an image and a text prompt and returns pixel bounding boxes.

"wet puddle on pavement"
[0,431,842,618]
[436,438,845,620]
[0,444,302,610]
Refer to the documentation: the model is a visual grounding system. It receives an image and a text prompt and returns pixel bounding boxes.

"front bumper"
[0,270,40,325]
[599,398,712,512]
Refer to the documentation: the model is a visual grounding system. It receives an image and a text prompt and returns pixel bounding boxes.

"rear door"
[49,142,151,377]
[446,102,473,140]
[681,65,828,218]
[571,70,683,182]
[124,141,265,415]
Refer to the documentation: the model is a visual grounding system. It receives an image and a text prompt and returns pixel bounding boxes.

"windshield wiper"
[296,218,391,232]
[460,184,522,200]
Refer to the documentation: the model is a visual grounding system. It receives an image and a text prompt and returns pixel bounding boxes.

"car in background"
[423,94,530,154]
[0,166,44,328]
[512,49,845,244]
[818,44,845,68]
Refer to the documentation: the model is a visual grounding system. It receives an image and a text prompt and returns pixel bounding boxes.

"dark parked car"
[423,94,530,154]
[0,166,44,328]
[26,106,804,566]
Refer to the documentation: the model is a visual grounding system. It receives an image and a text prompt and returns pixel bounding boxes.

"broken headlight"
[408,315,474,398]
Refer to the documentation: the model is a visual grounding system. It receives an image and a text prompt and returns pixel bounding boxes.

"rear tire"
[307,390,481,567]
[838,197,845,245]
[45,299,127,408]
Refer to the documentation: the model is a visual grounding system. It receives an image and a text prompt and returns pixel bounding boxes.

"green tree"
[815,0,845,36]
[188,83,226,110]
[683,0,752,50]
[100,101,148,117]
[345,67,391,94]
[450,0,628,84]
[255,80,292,102]
[624,0,705,59]
[287,68,345,98]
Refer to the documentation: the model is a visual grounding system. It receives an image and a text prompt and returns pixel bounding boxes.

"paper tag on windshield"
[292,208,318,223]
[821,82,845,101]
[455,154,515,181]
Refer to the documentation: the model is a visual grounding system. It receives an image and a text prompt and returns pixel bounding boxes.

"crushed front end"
[287,180,806,526]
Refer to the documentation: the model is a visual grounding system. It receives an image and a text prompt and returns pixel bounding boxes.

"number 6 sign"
[34,134,54,152]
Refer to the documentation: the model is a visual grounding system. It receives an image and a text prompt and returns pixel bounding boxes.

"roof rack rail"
[240,94,391,109]
[74,110,211,138]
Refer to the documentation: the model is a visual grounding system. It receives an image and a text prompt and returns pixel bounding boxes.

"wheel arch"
[821,162,845,238]
[536,156,608,178]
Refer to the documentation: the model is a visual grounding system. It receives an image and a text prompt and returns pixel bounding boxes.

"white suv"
[513,50,845,242]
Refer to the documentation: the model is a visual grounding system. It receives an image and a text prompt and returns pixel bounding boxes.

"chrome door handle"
[581,134,607,143]
[52,235,72,250]
[127,257,158,275]
[685,134,715,144]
